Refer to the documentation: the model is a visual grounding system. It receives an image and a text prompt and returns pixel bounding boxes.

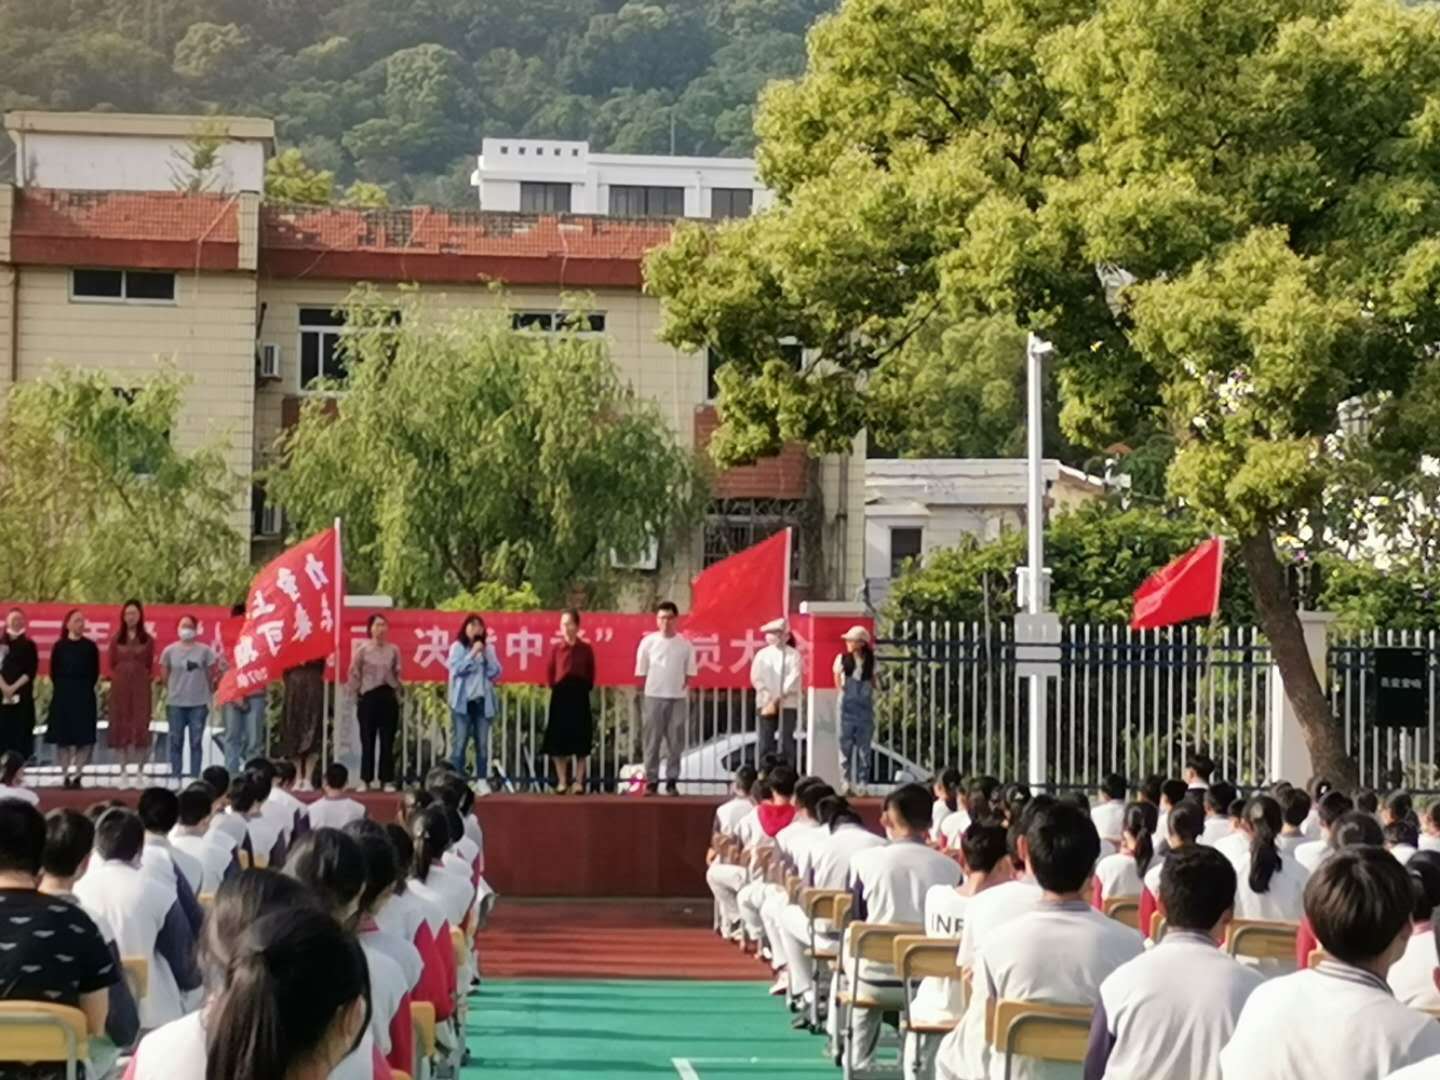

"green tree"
[0,369,250,603]
[266,289,708,607]
[648,0,1440,788]
[265,147,336,204]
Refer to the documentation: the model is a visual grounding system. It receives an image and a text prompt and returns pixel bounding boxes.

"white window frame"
[69,268,178,306]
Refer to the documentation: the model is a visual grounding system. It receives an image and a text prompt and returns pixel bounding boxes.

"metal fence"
[1331,629,1440,792]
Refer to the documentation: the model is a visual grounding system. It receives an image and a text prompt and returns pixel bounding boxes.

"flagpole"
[327,517,343,773]
[782,527,794,771]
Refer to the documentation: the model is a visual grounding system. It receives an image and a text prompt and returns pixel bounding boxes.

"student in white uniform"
[714,765,758,839]
[1140,800,1205,939]
[974,801,1144,1080]
[0,749,39,805]
[1388,851,1440,1011]
[757,779,830,995]
[706,777,771,940]
[1084,846,1262,1080]
[246,759,295,861]
[1386,819,1420,866]
[1295,789,1355,872]
[1150,779,1190,857]
[1277,787,1311,857]
[1093,803,1158,907]
[309,763,369,831]
[1199,782,1237,848]
[931,768,964,844]
[269,760,309,835]
[1421,800,1440,853]
[736,769,808,948]
[840,783,962,1071]
[139,786,205,896]
[169,781,236,894]
[407,806,477,979]
[1220,847,1440,1079]
[1091,773,1128,853]
[942,777,1000,852]
[1183,751,1214,802]
[1226,795,1310,923]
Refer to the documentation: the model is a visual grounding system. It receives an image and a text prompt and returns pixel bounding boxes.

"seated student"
[1295,789,1355,872]
[1225,795,1310,923]
[1137,774,1164,811]
[1093,802,1158,907]
[309,763,369,831]
[0,802,119,1068]
[74,806,201,1030]
[1084,846,1262,1080]
[1301,777,1332,838]
[1151,779,1190,857]
[1213,797,1250,863]
[1091,773,1129,855]
[1183,752,1214,801]
[1276,787,1311,857]
[38,809,141,1061]
[943,801,1143,1080]
[931,768,964,844]
[168,782,235,893]
[246,758,293,862]
[841,783,962,1071]
[753,779,831,995]
[406,807,477,963]
[1139,800,1204,940]
[713,764,758,840]
[1386,819,1421,866]
[942,776,1000,851]
[1387,850,1440,1011]
[1383,791,1416,830]
[1293,810,1385,968]
[1200,782,1237,847]
[1421,800,1440,853]
[734,766,799,949]
[269,760,309,837]
[228,774,284,868]
[138,786,204,900]
[1356,788,1380,820]
[1220,847,1440,1079]
[0,749,39,805]
[378,822,456,1024]
[201,767,245,848]
[706,777,769,941]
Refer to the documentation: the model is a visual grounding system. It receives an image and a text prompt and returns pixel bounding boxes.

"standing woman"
[349,614,402,792]
[542,609,595,795]
[47,608,100,788]
[280,657,325,785]
[832,625,877,796]
[0,608,39,760]
[446,615,502,788]
[159,613,218,780]
[108,599,155,787]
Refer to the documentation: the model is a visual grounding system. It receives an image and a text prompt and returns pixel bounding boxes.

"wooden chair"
[1103,897,1140,931]
[236,849,252,870]
[799,888,847,1030]
[1224,919,1299,963]
[1307,947,1328,969]
[987,999,1093,1080]
[411,1000,437,1080]
[1149,913,1167,942]
[122,955,149,1001]
[198,892,216,911]
[0,1003,89,1080]
[894,934,965,1076]
[837,922,922,1079]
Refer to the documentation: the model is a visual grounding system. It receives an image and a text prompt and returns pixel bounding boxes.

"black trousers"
[358,686,399,785]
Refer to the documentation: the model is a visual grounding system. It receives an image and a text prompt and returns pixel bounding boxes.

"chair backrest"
[236,849,252,870]
[832,892,854,931]
[786,874,803,904]
[253,854,271,870]
[801,887,845,921]
[198,892,216,911]
[411,999,437,1056]
[1103,897,1140,931]
[893,935,964,981]
[1225,919,1299,962]
[1307,947,1328,969]
[1150,913,1167,942]
[122,955,149,1000]
[0,1002,90,1069]
[988,1000,1094,1065]
[847,922,923,966]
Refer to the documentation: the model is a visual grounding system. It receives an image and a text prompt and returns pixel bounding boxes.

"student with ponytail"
[1093,802,1159,908]
[406,806,477,987]
[1388,851,1440,1010]
[930,768,963,844]
[377,823,456,1022]
[1228,794,1310,921]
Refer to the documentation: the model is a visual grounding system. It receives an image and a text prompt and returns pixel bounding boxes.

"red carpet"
[478,900,769,981]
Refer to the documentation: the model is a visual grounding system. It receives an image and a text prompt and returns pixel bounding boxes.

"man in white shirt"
[634,600,697,797]
[1085,845,1262,1080]
[307,762,368,831]
[1091,774,1128,852]
[750,618,802,769]
[1220,847,1440,1079]
[168,782,234,893]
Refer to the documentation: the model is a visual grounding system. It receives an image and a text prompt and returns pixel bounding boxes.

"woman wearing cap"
[750,618,802,769]
[834,626,877,795]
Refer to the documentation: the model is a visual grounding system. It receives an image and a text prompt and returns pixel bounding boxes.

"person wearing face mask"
[749,618,802,770]
[159,615,218,781]
[542,608,596,795]
[47,609,101,789]
[0,608,39,761]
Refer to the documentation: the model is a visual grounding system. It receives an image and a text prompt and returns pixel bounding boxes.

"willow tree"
[648,0,1440,787]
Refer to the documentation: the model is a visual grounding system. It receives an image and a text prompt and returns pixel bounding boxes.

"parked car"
[674,730,926,795]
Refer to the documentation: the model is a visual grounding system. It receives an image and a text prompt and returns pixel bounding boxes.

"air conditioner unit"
[258,343,282,381]
[611,538,659,572]
[258,504,283,537]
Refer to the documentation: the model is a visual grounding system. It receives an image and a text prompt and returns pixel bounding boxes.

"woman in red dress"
[107,598,155,787]
[542,608,596,795]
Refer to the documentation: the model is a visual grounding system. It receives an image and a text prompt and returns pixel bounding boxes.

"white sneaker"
[768,974,789,996]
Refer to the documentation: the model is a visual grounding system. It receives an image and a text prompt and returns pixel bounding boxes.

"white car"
[673,730,927,796]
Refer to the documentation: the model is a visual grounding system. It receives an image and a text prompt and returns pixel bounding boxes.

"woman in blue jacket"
[446,615,502,788]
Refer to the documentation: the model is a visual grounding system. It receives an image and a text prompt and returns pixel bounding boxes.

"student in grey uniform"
[1084,845,1262,1080]
[1219,847,1440,1079]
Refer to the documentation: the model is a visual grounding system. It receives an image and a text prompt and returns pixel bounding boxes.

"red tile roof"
[11,189,242,271]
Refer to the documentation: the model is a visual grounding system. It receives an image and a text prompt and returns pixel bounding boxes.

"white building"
[470,138,772,219]
[864,458,1107,604]
[5,111,273,194]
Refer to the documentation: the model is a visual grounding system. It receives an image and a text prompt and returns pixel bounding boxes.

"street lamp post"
[1026,333,1054,788]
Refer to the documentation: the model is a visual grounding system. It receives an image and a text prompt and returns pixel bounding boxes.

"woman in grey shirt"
[158,614,217,780]
[347,614,402,791]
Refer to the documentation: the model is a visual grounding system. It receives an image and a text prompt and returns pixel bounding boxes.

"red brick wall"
[694,406,812,499]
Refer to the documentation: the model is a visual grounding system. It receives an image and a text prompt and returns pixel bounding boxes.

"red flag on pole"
[688,528,791,627]
[1130,537,1225,630]
[215,526,344,706]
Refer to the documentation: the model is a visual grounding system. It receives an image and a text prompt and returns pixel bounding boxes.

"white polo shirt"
[142,835,203,895]
[1224,847,1310,922]
[802,822,885,889]
[1094,852,1146,901]
[208,810,247,852]
[168,827,233,894]
[1388,927,1440,1011]
[0,783,39,805]
[714,796,754,837]
[910,885,971,1022]
[305,795,367,831]
[939,809,972,850]
[634,632,697,699]
[1091,800,1126,846]
[1295,838,1333,873]
[245,813,282,866]
[359,939,407,1054]
[130,1009,377,1080]
[1200,817,1235,847]
[849,840,962,927]
[74,858,184,1029]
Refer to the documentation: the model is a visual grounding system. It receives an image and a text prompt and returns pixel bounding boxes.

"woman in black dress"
[0,608,40,760]
[47,608,101,788]
[542,608,595,795]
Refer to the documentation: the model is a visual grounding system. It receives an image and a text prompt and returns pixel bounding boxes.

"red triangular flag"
[1130,538,1225,630]
[688,528,791,625]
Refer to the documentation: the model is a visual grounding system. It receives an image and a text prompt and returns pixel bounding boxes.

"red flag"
[688,528,791,626]
[1130,537,1225,630]
[215,526,344,705]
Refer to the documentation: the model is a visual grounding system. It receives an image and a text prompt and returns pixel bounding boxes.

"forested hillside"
[0,0,832,203]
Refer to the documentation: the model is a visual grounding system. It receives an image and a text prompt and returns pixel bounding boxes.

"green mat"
[462,979,837,1079]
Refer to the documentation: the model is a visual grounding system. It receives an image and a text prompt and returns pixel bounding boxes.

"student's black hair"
[817,795,862,832]
[441,806,465,845]
[85,800,124,822]
[1160,846,1237,932]
[284,828,367,920]
[0,800,45,875]
[797,782,836,818]
[1100,773,1127,801]
[885,783,934,832]
[960,822,1009,875]
[966,778,998,823]
[245,757,277,780]
[1002,782,1032,823]
[1384,790,1414,825]
[768,765,798,799]
[934,768,963,813]
[757,752,784,776]
[274,761,297,786]
[1305,846,1415,966]
[1317,789,1355,829]
[1185,751,1215,782]
[1167,800,1206,845]
[201,868,321,988]
[655,600,679,616]
[752,778,773,803]
[229,776,259,815]
[1406,851,1440,924]
[1308,775,1334,801]
[202,765,232,799]
[1061,789,1092,814]
[1333,810,1385,849]
[410,806,451,884]
[1123,802,1158,876]
[1244,795,1284,894]
[1278,787,1312,829]
[1356,788,1379,815]
[1385,819,1420,850]
[1226,798,1247,821]
[734,765,758,795]
[206,907,371,1080]
[116,598,151,645]
[94,807,145,863]
[1204,780,1237,816]
[1024,802,1101,894]
[1139,774,1164,805]
[1160,778,1189,807]
[793,776,824,803]
[0,750,24,786]
[324,762,350,790]
[1270,780,1294,798]
[178,783,214,827]
[383,824,414,893]
[244,760,276,803]
[838,641,876,681]
[40,808,93,878]
[342,819,401,914]
[137,786,180,834]
[1426,800,1440,833]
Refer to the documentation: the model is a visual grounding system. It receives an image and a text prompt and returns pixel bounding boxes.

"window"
[71,269,176,304]
[299,308,348,388]
[511,311,606,333]
[703,499,806,584]
[609,185,685,218]
[889,528,923,578]
[520,182,572,214]
[706,341,803,400]
[710,188,754,220]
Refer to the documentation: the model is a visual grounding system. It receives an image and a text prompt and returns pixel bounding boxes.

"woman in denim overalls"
[834,625,876,794]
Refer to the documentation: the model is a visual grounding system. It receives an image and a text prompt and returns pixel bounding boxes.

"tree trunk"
[1237,531,1360,791]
